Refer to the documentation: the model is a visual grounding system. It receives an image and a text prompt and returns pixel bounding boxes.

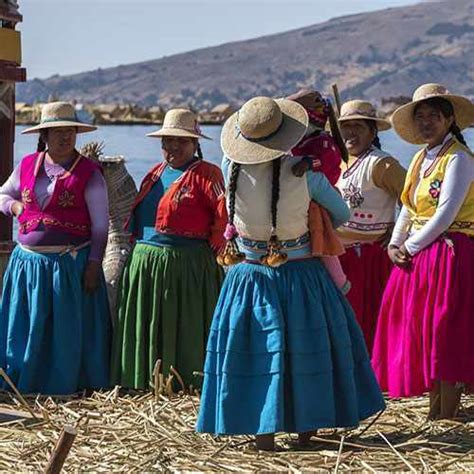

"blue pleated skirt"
[0,246,111,395]
[196,259,385,435]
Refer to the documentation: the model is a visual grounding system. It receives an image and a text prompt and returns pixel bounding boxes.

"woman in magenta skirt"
[372,83,474,419]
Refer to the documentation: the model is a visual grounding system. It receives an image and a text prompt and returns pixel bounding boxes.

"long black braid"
[196,142,204,160]
[216,160,245,266]
[414,97,469,148]
[365,120,382,149]
[228,161,241,227]
[37,132,47,152]
[260,157,287,267]
[450,123,468,147]
[270,158,281,232]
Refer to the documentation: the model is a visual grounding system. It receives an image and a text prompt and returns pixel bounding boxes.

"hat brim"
[221,99,309,164]
[392,94,474,145]
[146,128,211,140]
[338,114,391,132]
[21,121,97,135]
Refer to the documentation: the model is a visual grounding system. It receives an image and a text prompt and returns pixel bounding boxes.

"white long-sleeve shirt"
[390,134,474,255]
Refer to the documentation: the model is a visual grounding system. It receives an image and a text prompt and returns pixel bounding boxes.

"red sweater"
[291,132,342,186]
[127,160,227,252]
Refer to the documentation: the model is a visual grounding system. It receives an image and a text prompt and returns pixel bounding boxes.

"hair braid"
[196,142,204,160]
[270,158,281,231]
[217,161,245,266]
[37,136,47,152]
[364,119,382,149]
[450,123,468,148]
[228,161,241,226]
[261,158,288,267]
[372,134,382,149]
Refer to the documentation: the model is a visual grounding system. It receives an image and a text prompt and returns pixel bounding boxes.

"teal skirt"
[111,243,224,390]
[197,259,385,435]
[0,246,111,395]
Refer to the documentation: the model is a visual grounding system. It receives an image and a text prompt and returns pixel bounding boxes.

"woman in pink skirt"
[372,83,474,419]
[336,100,406,354]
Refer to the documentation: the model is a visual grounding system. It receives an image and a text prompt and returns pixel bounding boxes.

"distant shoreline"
[15,120,224,127]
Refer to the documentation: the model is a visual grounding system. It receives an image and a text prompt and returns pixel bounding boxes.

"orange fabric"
[308,201,345,256]
[126,160,227,252]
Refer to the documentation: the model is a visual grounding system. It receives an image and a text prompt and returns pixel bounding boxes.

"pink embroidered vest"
[18,152,100,237]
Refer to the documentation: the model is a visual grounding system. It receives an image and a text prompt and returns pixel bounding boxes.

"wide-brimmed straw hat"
[391,83,474,144]
[22,101,97,134]
[221,96,308,164]
[147,108,211,140]
[338,100,391,131]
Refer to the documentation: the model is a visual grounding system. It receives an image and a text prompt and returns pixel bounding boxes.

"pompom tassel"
[216,226,246,267]
[260,234,288,268]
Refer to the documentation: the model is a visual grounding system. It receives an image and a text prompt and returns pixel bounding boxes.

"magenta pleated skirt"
[340,242,392,355]
[372,233,474,397]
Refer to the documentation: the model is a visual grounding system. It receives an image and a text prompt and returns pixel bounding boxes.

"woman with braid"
[373,84,474,420]
[196,97,385,450]
[111,109,227,390]
[0,102,110,394]
[335,100,406,354]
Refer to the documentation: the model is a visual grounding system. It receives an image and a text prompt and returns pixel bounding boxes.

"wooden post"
[331,83,342,117]
[0,1,26,286]
[44,425,77,474]
[0,1,26,242]
[0,83,15,241]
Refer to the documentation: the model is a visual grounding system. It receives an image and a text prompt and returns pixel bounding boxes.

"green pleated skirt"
[111,242,224,390]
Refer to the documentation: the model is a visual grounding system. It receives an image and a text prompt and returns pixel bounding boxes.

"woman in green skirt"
[111,109,226,390]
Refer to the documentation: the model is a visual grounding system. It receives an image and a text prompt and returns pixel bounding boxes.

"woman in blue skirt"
[0,102,111,395]
[196,97,385,450]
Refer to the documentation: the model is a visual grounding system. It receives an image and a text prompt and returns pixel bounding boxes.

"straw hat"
[22,101,97,134]
[391,83,474,144]
[221,96,308,164]
[338,100,391,131]
[147,108,211,140]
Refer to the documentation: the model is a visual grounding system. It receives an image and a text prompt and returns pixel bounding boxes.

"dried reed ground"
[0,389,472,472]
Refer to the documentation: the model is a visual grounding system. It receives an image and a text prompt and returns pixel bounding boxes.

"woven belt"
[19,241,91,256]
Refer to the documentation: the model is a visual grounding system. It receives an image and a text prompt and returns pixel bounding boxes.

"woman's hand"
[292,158,311,177]
[378,223,394,249]
[388,244,412,268]
[83,260,101,293]
[11,201,24,217]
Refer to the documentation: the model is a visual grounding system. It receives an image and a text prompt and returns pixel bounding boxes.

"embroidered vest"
[229,156,311,242]
[18,152,100,237]
[401,138,474,236]
[336,147,398,238]
[127,160,225,241]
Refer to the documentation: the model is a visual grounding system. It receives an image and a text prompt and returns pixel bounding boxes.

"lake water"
[14,125,474,185]
[8,125,474,238]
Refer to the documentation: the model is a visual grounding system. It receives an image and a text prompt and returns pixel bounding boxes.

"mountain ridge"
[17,0,474,109]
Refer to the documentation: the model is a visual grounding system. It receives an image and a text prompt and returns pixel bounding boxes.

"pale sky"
[18,0,421,80]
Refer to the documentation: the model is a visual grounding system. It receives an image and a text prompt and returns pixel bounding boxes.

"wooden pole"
[0,2,27,242]
[44,425,77,474]
[0,368,39,420]
[331,83,342,117]
[0,88,14,241]
[327,102,349,164]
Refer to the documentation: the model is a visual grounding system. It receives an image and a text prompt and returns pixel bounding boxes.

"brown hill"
[17,0,474,109]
